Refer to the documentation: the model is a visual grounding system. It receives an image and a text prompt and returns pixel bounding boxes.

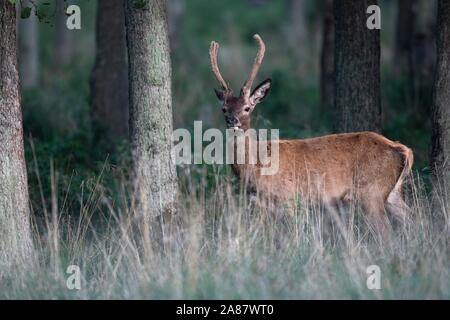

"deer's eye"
[222,108,227,113]
[244,107,251,112]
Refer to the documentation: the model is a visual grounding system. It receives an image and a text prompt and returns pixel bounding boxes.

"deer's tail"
[392,143,414,195]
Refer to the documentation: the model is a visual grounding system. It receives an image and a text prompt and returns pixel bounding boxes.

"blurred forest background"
[20,0,436,210]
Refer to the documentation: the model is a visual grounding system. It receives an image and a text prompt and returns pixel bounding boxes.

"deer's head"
[210,34,272,131]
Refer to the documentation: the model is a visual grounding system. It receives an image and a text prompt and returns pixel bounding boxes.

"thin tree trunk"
[288,0,307,71]
[54,0,74,66]
[90,0,128,144]
[125,0,178,224]
[320,0,334,114]
[430,0,450,196]
[394,0,418,110]
[416,0,437,35]
[394,0,417,77]
[18,0,39,89]
[0,0,34,273]
[411,0,437,113]
[334,0,381,133]
[167,0,184,51]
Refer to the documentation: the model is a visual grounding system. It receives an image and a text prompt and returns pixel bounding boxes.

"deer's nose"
[226,117,240,127]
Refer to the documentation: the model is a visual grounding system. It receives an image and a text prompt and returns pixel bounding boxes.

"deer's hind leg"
[385,190,410,222]
[360,189,392,240]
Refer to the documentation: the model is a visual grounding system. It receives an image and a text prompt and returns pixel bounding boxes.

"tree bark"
[125,0,178,222]
[334,0,381,133]
[90,0,129,144]
[430,0,450,194]
[320,0,334,114]
[18,0,39,89]
[0,0,34,273]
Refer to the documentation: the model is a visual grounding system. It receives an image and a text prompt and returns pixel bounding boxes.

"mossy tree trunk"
[334,0,381,133]
[431,0,450,197]
[90,0,129,145]
[0,0,34,273]
[125,0,178,225]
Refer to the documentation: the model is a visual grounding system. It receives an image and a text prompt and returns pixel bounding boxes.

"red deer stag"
[209,34,413,236]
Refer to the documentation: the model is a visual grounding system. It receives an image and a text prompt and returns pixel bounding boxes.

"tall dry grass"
[0,165,449,299]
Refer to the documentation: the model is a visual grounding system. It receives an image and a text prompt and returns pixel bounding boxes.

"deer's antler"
[209,41,230,92]
[241,34,266,97]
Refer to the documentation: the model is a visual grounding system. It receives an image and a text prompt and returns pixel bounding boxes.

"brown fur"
[232,132,413,211]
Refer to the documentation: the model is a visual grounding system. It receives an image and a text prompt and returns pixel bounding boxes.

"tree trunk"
[0,0,34,273]
[288,0,307,71]
[416,0,437,35]
[54,0,74,66]
[394,0,417,77]
[18,0,39,89]
[334,0,381,133]
[430,0,450,195]
[320,0,334,114]
[167,0,184,51]
[90,0,129,144]
[411,0,437,113]
[125,0,178,223]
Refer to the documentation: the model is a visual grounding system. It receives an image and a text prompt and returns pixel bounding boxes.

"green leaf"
[8,0,17,5]
[20,7,32,19]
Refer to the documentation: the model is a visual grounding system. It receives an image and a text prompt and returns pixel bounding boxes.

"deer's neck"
[229,128,258,182]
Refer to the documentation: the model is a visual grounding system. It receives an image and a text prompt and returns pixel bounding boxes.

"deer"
[209,34,414,237]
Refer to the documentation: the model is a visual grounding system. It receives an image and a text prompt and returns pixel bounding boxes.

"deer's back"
[255,131,407,203]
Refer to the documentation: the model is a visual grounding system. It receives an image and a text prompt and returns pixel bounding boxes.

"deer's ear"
[250,78,271,105]
[214,88,226,103]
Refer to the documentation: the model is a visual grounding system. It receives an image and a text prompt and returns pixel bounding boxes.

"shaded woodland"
[0,0,449,299]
